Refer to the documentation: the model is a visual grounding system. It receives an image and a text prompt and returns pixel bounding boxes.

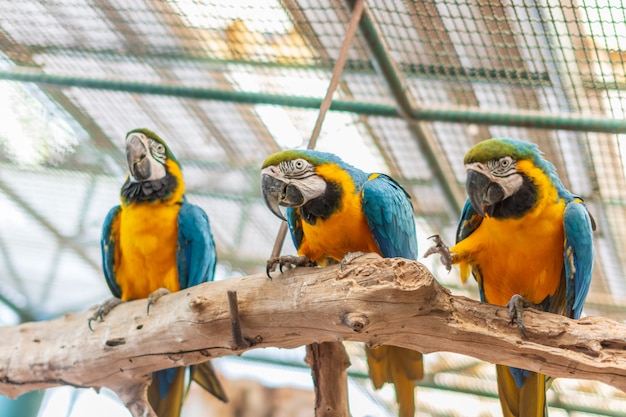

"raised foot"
[506,294,543,339]
[147,287,171,314]
[423,234,452,271]
[88,297,123,331]
[266,255,315,278]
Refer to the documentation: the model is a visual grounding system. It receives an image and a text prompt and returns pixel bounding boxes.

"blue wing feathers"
[101,205,122,298]
[361,174,417,260]
[286,207,304,251]
[177,201,217,289]
[456,199,482,244]
[156,368,179,398]
[563,200,594,319]
[509,367,532,389]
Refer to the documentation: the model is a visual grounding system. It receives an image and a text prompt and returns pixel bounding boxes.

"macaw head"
[121,128,182,204]
[463,138,551,219]
[260,149,361,223]
[125,128,178,182]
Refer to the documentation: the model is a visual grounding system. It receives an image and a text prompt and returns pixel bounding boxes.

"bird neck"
[300,181,342,225]
[121,159,185,206]
[299,163,360,225]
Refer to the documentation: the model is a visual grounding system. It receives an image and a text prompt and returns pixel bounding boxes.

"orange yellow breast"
[452,207,564,306]
[296,167,379,263]
[451,161,566,307]
[297,202,379,263]
[115,202,181,301]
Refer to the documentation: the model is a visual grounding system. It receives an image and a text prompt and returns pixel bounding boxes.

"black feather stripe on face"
[487,174,537,219]
[299,181,342,225]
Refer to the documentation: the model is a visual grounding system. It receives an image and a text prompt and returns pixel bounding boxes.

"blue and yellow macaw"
[98,128,227,417]
[431,138,594,417]
[260,149,423,417]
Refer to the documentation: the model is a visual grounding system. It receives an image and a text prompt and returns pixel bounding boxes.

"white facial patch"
[497,172,523,199]
[292,174,327,201]
[262,164,327,203]
[146,157,167,181]
[465,160,523,199]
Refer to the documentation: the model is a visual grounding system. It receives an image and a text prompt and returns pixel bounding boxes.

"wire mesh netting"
[1,0,626,416]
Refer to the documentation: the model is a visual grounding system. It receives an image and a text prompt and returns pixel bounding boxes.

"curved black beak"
[466,169,505,217]
[126,134,150,181]
[261,174,306,221]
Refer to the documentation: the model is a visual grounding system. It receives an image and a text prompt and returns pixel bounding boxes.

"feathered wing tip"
[496,365,548,417]
[146,364,229,417]
[365,345,423,417]
[189,361,229,403]
[147,368,186,417]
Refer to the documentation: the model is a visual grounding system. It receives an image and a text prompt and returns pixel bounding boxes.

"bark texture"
[1,255,625,407]
[305,342,351,417]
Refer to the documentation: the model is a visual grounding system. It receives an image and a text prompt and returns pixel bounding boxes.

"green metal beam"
[347,0,465,213]
[37,45,552,84]
[1,70,626,135]
[0,69,396,114]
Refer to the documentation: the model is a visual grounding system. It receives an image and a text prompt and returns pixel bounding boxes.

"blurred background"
[0,0,626,415]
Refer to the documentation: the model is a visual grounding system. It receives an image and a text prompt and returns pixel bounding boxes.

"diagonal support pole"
[268,1,366,416]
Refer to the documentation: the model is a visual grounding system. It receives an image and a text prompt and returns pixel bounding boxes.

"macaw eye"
[499,157,514,169]
[280,158,309,178]
[148,140,167,163]
[490,156,516,177]
[149,141,165,156]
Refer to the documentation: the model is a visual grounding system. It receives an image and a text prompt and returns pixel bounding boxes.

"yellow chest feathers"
[115,202,181,300]
[296,166,379,263]
[114,160,185,300]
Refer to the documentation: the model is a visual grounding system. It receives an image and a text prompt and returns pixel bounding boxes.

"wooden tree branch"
[1,254,626,408]
[305,342,351,417]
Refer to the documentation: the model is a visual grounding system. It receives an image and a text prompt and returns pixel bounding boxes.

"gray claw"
[265,255,315,279]
[506,294,528,339]
[505,294,542,340]
[423,234,452,271]
[147,288,171,315]
[88,297,123,331]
